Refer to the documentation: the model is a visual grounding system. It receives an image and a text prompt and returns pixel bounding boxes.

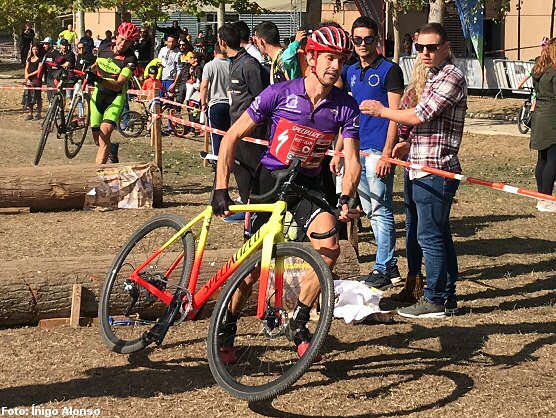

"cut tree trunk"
[0,162,162,212]
[0,242,359,327]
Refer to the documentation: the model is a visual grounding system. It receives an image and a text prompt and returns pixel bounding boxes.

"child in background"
[141,66,163,101]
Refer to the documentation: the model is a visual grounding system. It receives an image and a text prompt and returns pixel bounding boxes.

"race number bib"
[269,119,335,170]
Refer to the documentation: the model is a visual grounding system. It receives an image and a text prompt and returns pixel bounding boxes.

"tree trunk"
[392,1,400,64]
[306,0,323,27]
[0,242,359,326]
[428,0,446,24]
[0,162,162,212]
[218,1,225,29]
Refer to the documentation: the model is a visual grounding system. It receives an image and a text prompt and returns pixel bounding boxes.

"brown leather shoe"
[390,274,425,304]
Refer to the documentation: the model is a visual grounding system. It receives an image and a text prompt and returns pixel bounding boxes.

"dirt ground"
[0,77,555,417]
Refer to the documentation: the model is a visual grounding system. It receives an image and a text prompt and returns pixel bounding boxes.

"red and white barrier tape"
[163,111,556,204]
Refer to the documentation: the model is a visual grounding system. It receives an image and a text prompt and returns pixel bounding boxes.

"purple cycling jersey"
[246,77,360,175]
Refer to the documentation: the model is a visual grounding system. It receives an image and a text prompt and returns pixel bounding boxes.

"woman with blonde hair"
[530,37,556,212]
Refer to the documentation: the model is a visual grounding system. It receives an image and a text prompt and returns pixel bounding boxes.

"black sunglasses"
[352,35,375,46]
[415,42,445,53]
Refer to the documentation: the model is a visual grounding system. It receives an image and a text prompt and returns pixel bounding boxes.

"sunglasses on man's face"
[352,35,375,46]
[415,42,444,53]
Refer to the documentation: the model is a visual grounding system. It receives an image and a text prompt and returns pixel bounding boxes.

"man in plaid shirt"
[360,22,467,318]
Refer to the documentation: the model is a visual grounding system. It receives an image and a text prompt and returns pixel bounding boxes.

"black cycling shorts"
[247,165,328,240]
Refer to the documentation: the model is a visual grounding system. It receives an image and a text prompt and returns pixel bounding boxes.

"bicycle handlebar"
[249,157,343,240]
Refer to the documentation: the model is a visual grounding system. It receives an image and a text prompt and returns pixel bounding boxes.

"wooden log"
[0,162,162,212]
[0,242,359,327]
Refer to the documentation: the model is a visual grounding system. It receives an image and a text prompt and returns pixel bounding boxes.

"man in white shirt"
[157,34,182,96]
[233,20,265,64]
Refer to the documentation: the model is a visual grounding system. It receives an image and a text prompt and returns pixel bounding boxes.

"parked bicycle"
[117,96,187,138]
[98,157,339,401]
[34,64,90,165]
[517,87,535,134]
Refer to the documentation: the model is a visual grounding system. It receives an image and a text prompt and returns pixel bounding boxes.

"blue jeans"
[208,102,230,156]
[406,173,459,305]
[357,149,397,274]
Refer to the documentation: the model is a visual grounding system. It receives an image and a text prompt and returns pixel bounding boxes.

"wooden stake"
[69,284,82,328]
[151,90,163,174]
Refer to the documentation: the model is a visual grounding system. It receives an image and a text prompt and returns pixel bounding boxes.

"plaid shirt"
[410,59,467,178]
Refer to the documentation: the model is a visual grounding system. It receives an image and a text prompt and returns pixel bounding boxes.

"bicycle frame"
[129,201,288,320]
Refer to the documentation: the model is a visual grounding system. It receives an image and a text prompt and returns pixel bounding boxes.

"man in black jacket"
[218,22,269,214]
[135,26,153,74]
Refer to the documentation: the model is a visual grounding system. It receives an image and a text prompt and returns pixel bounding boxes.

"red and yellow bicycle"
[97,158,338,400]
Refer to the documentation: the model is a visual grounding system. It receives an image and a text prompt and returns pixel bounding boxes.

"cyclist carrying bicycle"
[86,22,139,164]
[211,22,361,363]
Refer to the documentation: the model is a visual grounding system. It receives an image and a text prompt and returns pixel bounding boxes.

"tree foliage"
[0,0,68,39]
[87,0,267,24]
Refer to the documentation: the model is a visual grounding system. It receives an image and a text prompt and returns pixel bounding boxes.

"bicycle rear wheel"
[64,92,90,159]
[118,110,146,138]
[517,101,531,134]
[207,242,334,401]
[98,214,195,354]
[168,110,188,137]
[34,94,61,165]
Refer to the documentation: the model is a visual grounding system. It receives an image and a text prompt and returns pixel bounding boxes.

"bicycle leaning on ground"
[97,157,339,401]
[34,63,90,165]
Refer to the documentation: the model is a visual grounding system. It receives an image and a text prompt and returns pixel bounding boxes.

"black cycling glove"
[338,194,355,209]
[211,189,234,216]
[85,70,102,85]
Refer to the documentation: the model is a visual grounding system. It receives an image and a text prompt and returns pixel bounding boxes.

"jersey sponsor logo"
[285,94,298,109]
[269,118,335,170]
[350,74,356,88]
[97,57,122,76]
[251,96,261,111]
[368,74,380,87]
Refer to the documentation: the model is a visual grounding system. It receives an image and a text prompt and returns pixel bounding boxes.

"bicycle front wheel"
[207,242,334,401]
[64,92,90,159]
[118,110,146,138]
[34,94,61,165]
[517,102,531,134]
[98,214,195,354]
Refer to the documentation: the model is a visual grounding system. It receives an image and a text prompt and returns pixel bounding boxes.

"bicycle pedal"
[143,289,186,346]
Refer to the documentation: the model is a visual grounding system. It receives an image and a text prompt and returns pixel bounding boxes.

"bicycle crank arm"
[143,289,187,346]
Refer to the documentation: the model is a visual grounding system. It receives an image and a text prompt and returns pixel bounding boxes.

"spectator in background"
[80,29,95,55]
[41,37,60,101]
[233,20,265,64]
[402,33,412,57]
[58,39,76,100]
[281,28,307,80]
[361,22,467,318]
[411,29,420,55]
[530,37,556,212]
[23,44,43,120]
[141,66,163,101]
[200,42,230,156]
[94,35,102,49]
[100,30,112,48]
[194,30,205,54]
[283,37,291,48]
[158,33,182,96]
[20,23,35,66]
[75,41,96,71]
[253,21,290,84]
[156,20,184,41]
[218,22,269,220]
[333,16,403,290]
[183,27,192,43]
[59,22,77,50]
[135,26,153,74]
